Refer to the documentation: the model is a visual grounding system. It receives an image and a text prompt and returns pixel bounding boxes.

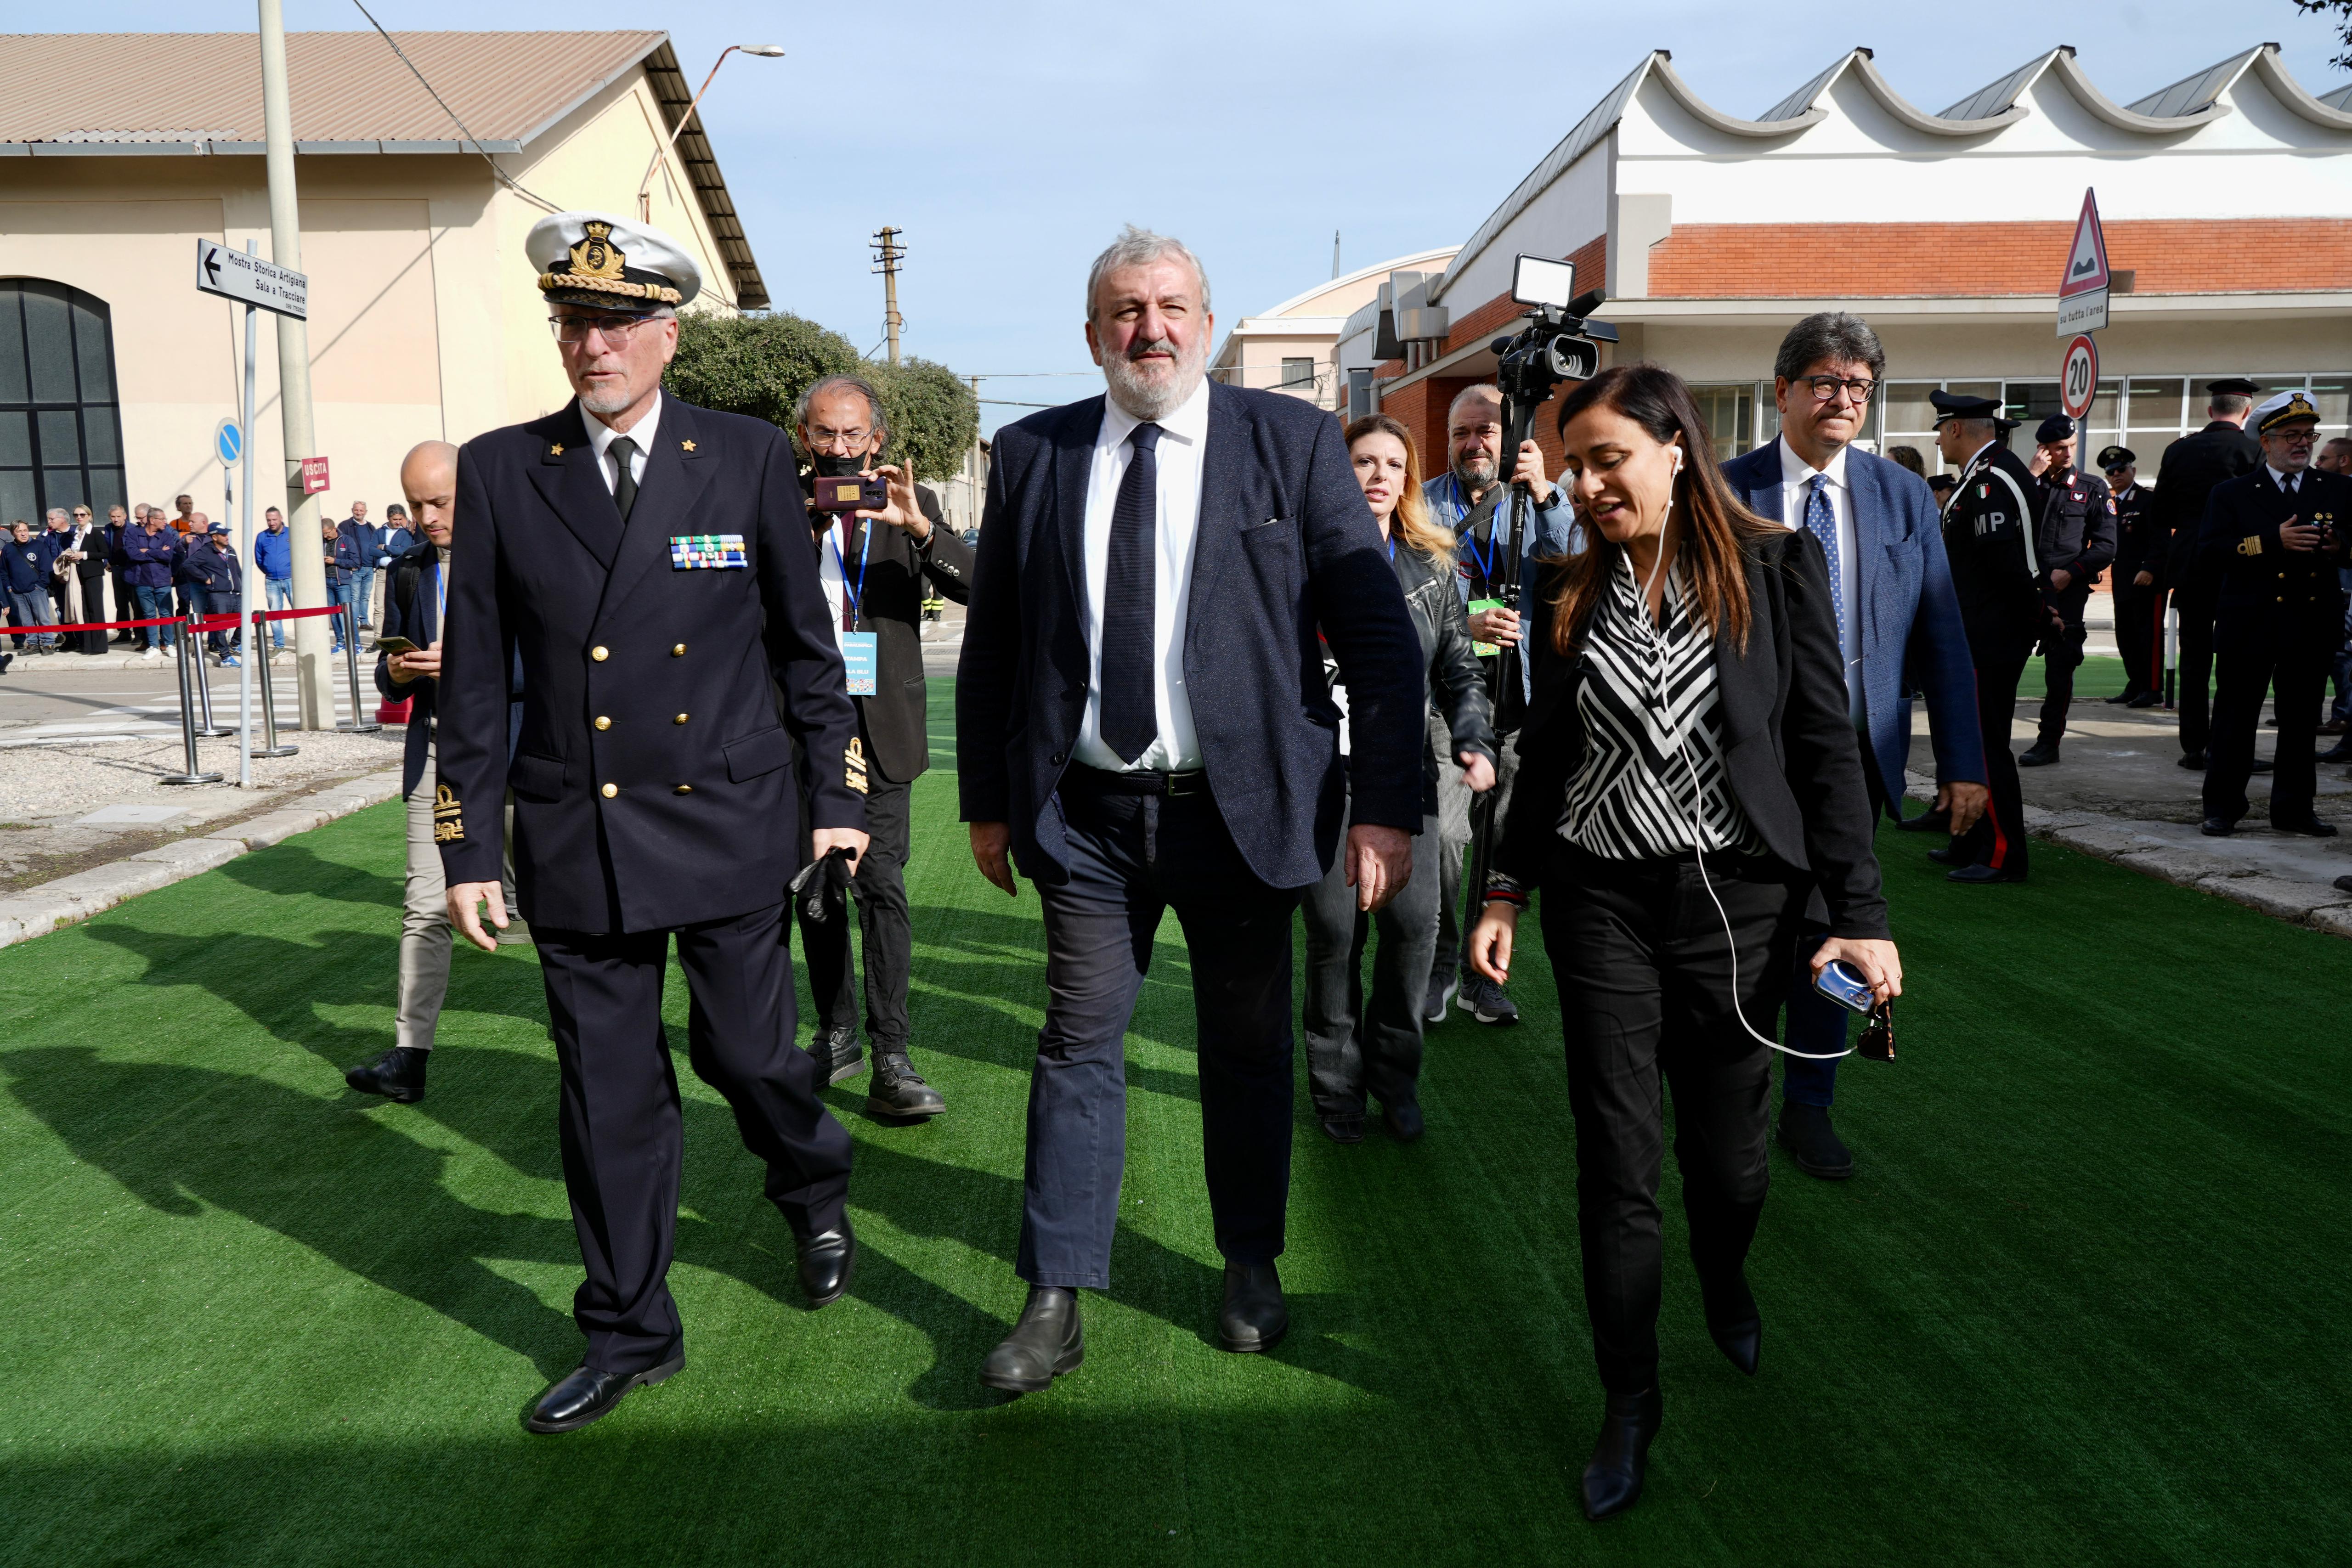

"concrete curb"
[0,767,405,949]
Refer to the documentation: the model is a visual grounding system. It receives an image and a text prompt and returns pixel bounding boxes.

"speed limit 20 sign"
[2060,334,2099,421]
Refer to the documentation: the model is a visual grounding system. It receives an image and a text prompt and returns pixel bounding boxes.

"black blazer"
[2195,466,2351,651]
[802,479,974,785]
[957,380,1426,891]
[1495,529,1890,940]
[437,397,863,935]
[373,541,526,801]
[2156,421,2262,594]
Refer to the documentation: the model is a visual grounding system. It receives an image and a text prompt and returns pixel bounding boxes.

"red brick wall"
[1645,219,2352,297]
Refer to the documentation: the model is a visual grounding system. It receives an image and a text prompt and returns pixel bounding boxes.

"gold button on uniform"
[674,713,690,725]
[674,784,694,795]
[600,783,617,799]
[672,643,687,657]
[592,646,609,662]
[595,716,612,730]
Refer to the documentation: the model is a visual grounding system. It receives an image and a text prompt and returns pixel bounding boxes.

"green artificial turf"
[3,684,2347,1566]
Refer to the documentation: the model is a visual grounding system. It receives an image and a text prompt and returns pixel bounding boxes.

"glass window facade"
[0,280,124,528]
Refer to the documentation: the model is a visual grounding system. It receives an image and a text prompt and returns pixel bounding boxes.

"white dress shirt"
[814,516,859,654]
[1074,376,1211,772]
[1776,434,1863,723]
[585,391,660,495]
[2266,463,2304,493]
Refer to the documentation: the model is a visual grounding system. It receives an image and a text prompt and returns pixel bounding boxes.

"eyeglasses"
[806,427,873,454]
[549,313,661,345]
[1801,375,1877,405]
[2103,464,2131,476]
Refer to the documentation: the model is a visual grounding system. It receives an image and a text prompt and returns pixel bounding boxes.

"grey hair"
[1085,225,1210,324]
[794,373,888,440]
[45,508,68,523]
[1774,311,1886,384]
[2210,392,2252,417]
[1447,383,1504,427]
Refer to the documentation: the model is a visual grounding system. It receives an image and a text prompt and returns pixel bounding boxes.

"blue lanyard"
[433,558,446,635]
[1459,517,1497,585]
[1386,534,1396,561]
[830,519,871,625]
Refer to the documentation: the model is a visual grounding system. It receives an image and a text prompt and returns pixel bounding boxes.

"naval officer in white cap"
[434,211,869,1433]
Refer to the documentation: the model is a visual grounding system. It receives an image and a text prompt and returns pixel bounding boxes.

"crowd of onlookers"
[0,495,409,673]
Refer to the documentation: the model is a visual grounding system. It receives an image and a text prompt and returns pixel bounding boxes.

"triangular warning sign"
[2059,189,2110,298]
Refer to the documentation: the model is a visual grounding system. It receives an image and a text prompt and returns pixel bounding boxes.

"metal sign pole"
[237,245,260,787]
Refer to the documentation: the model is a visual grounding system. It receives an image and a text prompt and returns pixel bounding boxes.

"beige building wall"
[0,60,736,530]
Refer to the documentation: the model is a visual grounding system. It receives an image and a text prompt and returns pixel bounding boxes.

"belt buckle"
[1165,770,1205,799]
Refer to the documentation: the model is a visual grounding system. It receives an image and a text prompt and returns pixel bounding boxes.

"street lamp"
[637,45,785,221]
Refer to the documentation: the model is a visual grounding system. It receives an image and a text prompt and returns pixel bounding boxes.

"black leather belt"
[1066,763,1210,799]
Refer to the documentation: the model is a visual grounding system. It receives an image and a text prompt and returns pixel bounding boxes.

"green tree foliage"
[2293,1,2352,73]
[667,311,979,483]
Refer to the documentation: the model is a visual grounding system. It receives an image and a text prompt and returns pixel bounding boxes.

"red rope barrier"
[7,604,350,637]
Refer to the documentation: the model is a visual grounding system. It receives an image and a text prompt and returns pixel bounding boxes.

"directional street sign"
[2056,189,2110,337]
[300,456,331,495]
[213,418,242,468]
[194,238,308,320]
[2060,334,2100,421]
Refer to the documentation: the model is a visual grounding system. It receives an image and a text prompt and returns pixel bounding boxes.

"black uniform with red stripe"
[2030,464,2116,748]
[2108,481,2162,698]
[436,395,864,1377]
[1940,440,2042,875]
[2195,465,2352,829]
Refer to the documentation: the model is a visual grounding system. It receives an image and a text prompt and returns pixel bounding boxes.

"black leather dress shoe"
[2179,751,2206,770]
[525,1342,684,1434]
[2018,741,2061,767]
[1947,863,2026,884]
[1382,1100,1424,1142]
[2319,742,2352,764]
[2200,817,2236,837]
[1218,1262,1288,1353]
[979,1285,1083,1395]
[2126,691,2163,709]
[868,1053,945,1118]
[1925,842,1969,866]
[796,1223,856,1308]
[2103,689,2137,705]
[2274,817,2340,838]
[1319,1114,1364,1144]
[1581,1387,1662,1521]
[1894,807,1951,835]
[805,1025,865,1086]
[1701,1271,1762,1376]
[1777,1101,1853,1180]
[345,1045,428,1103]
[2333,875,2352,896]
[2251,757,2274,774]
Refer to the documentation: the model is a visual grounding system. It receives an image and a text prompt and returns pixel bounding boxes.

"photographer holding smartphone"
[1464,364,1899,1523]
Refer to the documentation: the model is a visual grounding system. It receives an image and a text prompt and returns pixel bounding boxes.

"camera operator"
[1422,383,1578,1028]
[793,373,972,1118]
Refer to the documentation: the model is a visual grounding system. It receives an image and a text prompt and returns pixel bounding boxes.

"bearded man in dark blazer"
[957,227,1425,1391]
[436,212,867,1435]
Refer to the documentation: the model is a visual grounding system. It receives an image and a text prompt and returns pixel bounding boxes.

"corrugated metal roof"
[0,30,662,148]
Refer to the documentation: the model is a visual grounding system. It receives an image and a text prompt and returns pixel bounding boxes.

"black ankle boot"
[1582,1387,1662,1521]
[869,1052,945,1118]
[980,1286,1083,1395]
[1701,1273,1762,1376]
[345,1046,428,1103]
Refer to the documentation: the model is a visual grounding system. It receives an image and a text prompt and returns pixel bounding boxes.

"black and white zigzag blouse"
[1560,553,1763,861]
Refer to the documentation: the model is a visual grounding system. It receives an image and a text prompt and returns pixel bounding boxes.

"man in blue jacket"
[121,511,181,657]
[253,506,294,650]
[3,519,60,655]
[338,501,386,632]
[1421,383,1579,1028]
[182,522,243,665]
[1720,313,1987,1180]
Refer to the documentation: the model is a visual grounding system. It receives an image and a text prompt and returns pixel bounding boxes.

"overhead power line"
[351,0,561,214]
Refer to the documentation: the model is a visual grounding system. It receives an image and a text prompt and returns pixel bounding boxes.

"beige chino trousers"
[397,736,519,1051]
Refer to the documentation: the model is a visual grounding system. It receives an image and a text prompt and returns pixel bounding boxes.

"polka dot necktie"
[1806,473,1846,650]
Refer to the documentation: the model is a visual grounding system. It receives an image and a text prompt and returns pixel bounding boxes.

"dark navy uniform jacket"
[1940,441,2045,660]
[436,397,863,935]
[2033,466,2116,587]
[2157,422,2262,593]
[2195,466,2352,654]
[2110,483,2161,583]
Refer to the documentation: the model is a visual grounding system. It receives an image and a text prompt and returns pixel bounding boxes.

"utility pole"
[258,0,333,727]
[871,226,905,367]
[1332,230,1341,279]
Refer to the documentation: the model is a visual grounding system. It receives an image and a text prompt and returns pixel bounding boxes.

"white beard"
[1103,339,1205,423]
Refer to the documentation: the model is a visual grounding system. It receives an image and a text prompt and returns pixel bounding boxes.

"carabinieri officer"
[435,212,869,1435]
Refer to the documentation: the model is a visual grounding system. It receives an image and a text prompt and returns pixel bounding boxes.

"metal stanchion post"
[336,599,382,733]
[191,611,233,737]
[252,615,298,758]
[161,617,224,786]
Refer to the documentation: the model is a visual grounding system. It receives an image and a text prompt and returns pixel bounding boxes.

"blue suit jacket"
[1719,442,1984,817]
[957,379,1426,890]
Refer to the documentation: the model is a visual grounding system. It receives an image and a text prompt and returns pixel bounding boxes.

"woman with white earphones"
[1464,365,1900,1522]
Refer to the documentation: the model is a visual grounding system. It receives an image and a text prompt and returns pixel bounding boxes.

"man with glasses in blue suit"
[1719,313,1986,1180]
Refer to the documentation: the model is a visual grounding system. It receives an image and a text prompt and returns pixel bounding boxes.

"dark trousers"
[2116,582,2161,697]
[110,569,135,638]
[1780,751,1889,1108]
[2205,632,2329,826]
[1955,655,2031,877]
[2035,581,2091,745]
[1541,840,1806,1396]
[1020,773,1301,1290]
[1300,799,1440,1120]
[535,902,853,1376]
[2175,591,2215,756]
[797,772,914,1050]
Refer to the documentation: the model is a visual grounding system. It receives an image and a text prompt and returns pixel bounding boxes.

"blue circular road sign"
[214,418,242,467]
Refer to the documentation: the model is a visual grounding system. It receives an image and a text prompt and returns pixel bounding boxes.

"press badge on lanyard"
[670,534,748,569]
[832,522,877,697]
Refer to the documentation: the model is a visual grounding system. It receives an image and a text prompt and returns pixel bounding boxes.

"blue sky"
[57,1,2352,432]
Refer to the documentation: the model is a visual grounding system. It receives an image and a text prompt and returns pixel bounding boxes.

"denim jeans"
[266,578,293,648]
[6,588,56,651]
[133,585,175,649]
[350,565,377,628]
[324,580,346,648]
